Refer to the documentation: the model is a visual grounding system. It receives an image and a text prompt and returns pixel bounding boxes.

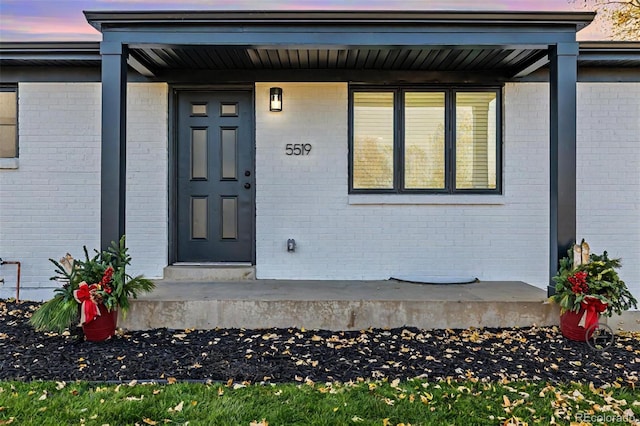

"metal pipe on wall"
[0,259,21,302]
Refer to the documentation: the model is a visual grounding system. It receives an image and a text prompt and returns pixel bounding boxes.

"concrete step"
[120,280,561,331]
[163,265,255,281]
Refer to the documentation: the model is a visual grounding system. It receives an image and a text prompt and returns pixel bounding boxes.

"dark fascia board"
[578,41,640,56]
[0,41,101,61]
[84,10,595,32]
[580,41,640,50]
[579,41,640,62]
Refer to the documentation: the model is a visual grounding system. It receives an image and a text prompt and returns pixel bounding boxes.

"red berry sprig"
[101,266,114,294]
[567,271,588,294]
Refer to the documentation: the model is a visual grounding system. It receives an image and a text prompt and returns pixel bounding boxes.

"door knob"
[245,170,251,177]
[244,183,251,189]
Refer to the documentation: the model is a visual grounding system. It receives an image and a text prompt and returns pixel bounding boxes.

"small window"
[0,87,17,158]
[350,86,501,194]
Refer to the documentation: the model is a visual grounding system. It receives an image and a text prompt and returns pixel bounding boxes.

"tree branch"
[593,0,640,8]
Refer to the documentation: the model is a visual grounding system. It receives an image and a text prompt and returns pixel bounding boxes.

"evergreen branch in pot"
[29,236,155,333]
[549,240,637,317]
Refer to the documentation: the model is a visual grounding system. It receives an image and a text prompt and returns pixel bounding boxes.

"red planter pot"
[560,308,596,342]
[82,304,118,342]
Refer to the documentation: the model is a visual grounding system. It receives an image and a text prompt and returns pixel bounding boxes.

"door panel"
[176,91,254,262]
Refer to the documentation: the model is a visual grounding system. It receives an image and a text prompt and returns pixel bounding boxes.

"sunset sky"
[0,0,606,41]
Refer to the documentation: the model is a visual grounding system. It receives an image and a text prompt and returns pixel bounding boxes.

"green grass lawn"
[1,379,638,425]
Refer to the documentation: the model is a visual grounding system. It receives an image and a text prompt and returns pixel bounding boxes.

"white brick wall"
[3,80,637,306]
[0,83,168,300]
[255,82,551,287]
[125,83,169,281]
[576,83,640,307]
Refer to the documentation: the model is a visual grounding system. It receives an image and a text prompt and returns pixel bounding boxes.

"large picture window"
[350,87,501,194]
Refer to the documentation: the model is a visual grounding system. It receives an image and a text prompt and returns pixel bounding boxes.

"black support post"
[100,42,128,251]
[548,42,578,296]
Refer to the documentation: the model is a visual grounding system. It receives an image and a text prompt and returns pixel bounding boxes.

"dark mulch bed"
[1,299,639,386]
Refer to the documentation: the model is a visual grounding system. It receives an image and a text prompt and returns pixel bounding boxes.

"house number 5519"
[285,143,312,156]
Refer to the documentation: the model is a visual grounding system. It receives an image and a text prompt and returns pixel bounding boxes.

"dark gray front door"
[177,91,254,262]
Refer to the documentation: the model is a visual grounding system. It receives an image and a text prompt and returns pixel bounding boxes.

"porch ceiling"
[128,45,547,75]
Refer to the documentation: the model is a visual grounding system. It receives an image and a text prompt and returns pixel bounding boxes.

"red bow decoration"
[578,296,608,331]
[74,282,101,325]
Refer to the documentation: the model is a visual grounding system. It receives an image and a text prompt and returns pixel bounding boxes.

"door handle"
[244,183,251,189]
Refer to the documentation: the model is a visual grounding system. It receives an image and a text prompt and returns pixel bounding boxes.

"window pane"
[191,197,208,239]
[455,92,497,190]
[0,91,17,158]
[404,92,445,189]
[221,128,237,179]
[220,103,238,116]
[191,103,207,115]
[191,128,208,180]
[352,92,394,189]
[221,197,238,239]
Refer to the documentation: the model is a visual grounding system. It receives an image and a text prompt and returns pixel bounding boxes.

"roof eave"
[83,10,596,32]
[0,41,101,62]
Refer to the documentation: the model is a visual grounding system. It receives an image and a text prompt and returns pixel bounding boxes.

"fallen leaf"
[503,395,511,407]
[125,395,144,401]
[168,401,184,413]
[249,419,268,426]
[142,418,157,425]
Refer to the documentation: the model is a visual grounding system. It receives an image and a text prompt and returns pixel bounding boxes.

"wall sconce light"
[270,87,283,112]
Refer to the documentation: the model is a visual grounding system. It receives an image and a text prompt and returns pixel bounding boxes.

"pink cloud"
[1,15,100,40]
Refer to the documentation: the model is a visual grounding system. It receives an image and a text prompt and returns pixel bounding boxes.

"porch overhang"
[85,10,595,295]
[85,10,593,80]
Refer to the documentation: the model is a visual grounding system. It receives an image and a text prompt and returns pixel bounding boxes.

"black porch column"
[100,42,128,250]
[548,42,578,296]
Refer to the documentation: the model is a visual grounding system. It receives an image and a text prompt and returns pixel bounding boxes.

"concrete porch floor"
[120,280,560,331]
